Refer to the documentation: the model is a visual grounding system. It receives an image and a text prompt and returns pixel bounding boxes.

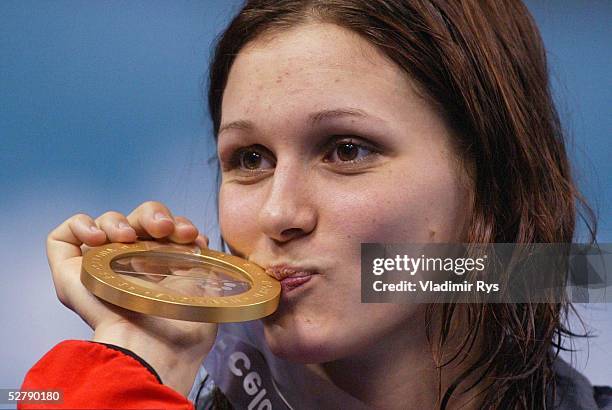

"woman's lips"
[280,274,313,293]
[264,264,320,294]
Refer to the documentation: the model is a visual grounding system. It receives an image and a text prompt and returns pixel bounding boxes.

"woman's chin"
[262,317,340,364]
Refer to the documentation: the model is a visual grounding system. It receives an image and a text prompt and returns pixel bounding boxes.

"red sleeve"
[19,340,194,410]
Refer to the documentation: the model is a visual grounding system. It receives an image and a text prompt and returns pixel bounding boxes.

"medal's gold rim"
[80,241,280,323]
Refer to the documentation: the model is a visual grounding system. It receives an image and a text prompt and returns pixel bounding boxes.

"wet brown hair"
[206,1,597,408]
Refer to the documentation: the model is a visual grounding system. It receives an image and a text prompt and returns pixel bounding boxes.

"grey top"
[188,321,611,409]
[553,356,611,409]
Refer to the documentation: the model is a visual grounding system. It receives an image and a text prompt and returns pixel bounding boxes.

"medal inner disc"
[109,252,252,297]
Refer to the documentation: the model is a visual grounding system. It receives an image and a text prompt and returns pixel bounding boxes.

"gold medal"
[80,241,280,323]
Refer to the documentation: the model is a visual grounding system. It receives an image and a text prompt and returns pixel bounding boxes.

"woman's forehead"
[220,23,422,133]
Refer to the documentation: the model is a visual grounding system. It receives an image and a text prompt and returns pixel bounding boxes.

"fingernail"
[117,222,133,230]
[89,225,102,233]
[154,212,172,221]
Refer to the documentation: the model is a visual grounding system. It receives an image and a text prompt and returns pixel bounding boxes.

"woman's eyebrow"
[309,107,368,125]
[218,119,253,136]
[218,107,371,137]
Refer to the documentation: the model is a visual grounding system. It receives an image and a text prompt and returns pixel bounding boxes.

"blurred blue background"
[1,0,610,399]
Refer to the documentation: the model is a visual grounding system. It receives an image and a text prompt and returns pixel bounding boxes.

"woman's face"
[217,23,471,363]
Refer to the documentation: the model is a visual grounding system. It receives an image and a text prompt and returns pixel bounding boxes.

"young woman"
[21,1,610,409]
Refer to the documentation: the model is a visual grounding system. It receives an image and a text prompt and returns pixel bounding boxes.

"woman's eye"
[225,138,379,176]
[230,146,274,172]
[324,139,378,165]
[241,150,263,169]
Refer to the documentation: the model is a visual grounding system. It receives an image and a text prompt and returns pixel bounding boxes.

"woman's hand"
[46,201,216,396]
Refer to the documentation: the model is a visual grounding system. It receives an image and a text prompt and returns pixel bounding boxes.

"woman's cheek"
[322,172,429,243]
[334,164,468,244]
[218,185,260,252]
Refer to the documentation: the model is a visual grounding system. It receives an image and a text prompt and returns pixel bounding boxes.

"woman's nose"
[257,166,317,243]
